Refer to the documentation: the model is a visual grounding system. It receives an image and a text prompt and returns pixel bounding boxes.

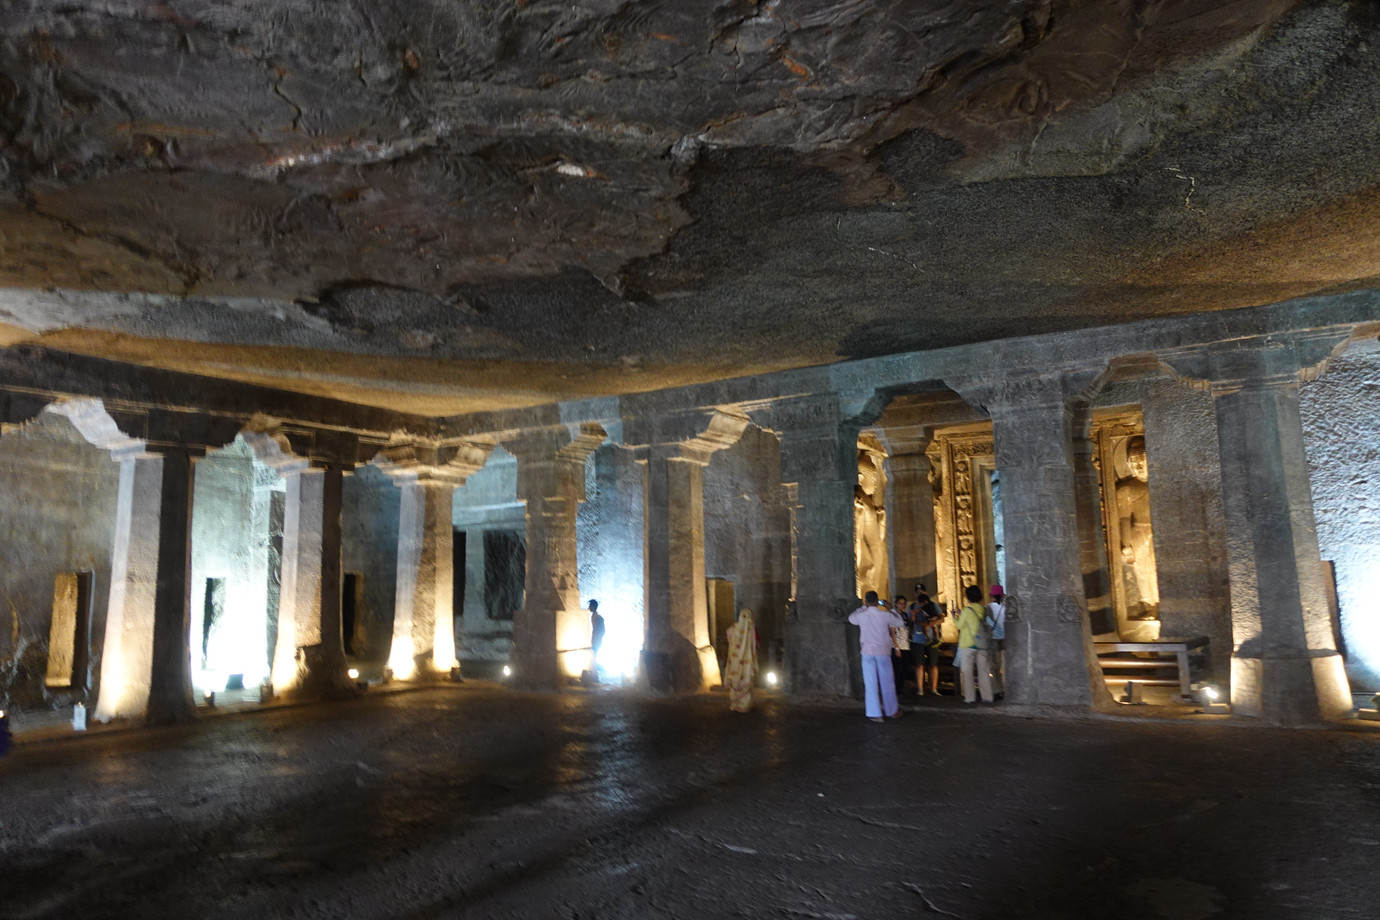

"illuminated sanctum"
[2,2,1380,730]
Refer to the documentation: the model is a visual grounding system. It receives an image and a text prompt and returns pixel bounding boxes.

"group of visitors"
[849,583,1007,720]
[609,578,1007,719]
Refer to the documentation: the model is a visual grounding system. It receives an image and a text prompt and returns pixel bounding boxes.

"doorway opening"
[342,573,362,655]
[45,572,92,690]
[484,530,526,620]
[452,529,466,622]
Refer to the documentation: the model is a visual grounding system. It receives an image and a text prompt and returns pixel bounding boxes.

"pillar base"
[640,639,719,694]
[697,644,721,690]
[556,648,590,684]
[289,644,361,701]
[1231,652,1352,724]
[785,616,853,699]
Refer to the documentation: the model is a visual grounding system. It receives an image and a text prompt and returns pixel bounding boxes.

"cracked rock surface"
[1,687,1378,918]
[2,2,1379,411]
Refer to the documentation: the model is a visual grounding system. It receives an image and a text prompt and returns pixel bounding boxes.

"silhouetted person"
[586,599,605,684]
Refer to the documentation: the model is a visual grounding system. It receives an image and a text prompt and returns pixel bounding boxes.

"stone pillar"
[389,479,457,680]
[888,445,938,597]
[508,426,605,690]
[375,437,492,680]
[766,395,867,698]
[247,463,281,683]
[94,447,199,725]
[272,464,352,697]
[146,447,199,726]
[973,375,1114,709]
[1139,377,1231,666]
[1070,407,1115,636]
[641,446,721,693]
[1205,347,1352,723]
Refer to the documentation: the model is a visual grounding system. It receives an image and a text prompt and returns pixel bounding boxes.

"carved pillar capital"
[506,422,607,502]
[1159,330,1355,397]
[374,436,493,487]
[243,421,363,475]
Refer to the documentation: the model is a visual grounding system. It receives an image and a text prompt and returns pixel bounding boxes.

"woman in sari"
[724,608,758,712]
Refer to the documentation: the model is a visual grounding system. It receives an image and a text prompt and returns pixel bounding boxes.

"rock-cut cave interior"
[7,3,1380,917]
[5,0,1380,813]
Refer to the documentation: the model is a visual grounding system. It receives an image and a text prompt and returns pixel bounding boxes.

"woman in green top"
[955,585,994,703]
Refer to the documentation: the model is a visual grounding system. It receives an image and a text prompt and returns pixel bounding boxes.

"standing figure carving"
[1115,436,1159,620]
[855,449,888,598]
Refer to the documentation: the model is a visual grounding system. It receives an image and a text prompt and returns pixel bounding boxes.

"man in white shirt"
[848,590,905,722]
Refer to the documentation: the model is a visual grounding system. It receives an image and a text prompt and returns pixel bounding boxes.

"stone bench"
[1094,636,1210,698]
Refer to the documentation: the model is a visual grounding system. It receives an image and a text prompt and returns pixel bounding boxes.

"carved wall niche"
[1092,408,1161,641]
[928,425,996,631]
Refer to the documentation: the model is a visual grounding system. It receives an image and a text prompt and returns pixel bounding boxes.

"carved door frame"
[927,425,997,631]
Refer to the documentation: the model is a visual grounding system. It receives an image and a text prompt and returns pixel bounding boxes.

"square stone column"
[641,447,721,693]
[272,464,352,697]
[375,437,492,681]
[1208,357,1352,723]
[977,376,1114,709]
[508,425,605,690]
[1070,408,1114,637]
[887,445,938,597]
[94,447,199,725]
[389,480,457,680]
[766,394,867,699]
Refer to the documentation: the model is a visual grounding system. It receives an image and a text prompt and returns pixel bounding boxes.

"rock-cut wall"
[0,412,118,710]
[1302,343,1380,691]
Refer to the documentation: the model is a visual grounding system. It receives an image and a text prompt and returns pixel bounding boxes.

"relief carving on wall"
[855,435,889,598]
[929,430,993,616]
[1093,412,1159,634]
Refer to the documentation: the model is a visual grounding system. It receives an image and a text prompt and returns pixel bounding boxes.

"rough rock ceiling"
[2,1,1379,414]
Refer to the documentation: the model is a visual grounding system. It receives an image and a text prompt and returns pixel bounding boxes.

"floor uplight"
[1200,684,1230,714]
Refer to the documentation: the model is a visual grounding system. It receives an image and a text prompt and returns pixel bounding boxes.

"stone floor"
[2,685,1378,920]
